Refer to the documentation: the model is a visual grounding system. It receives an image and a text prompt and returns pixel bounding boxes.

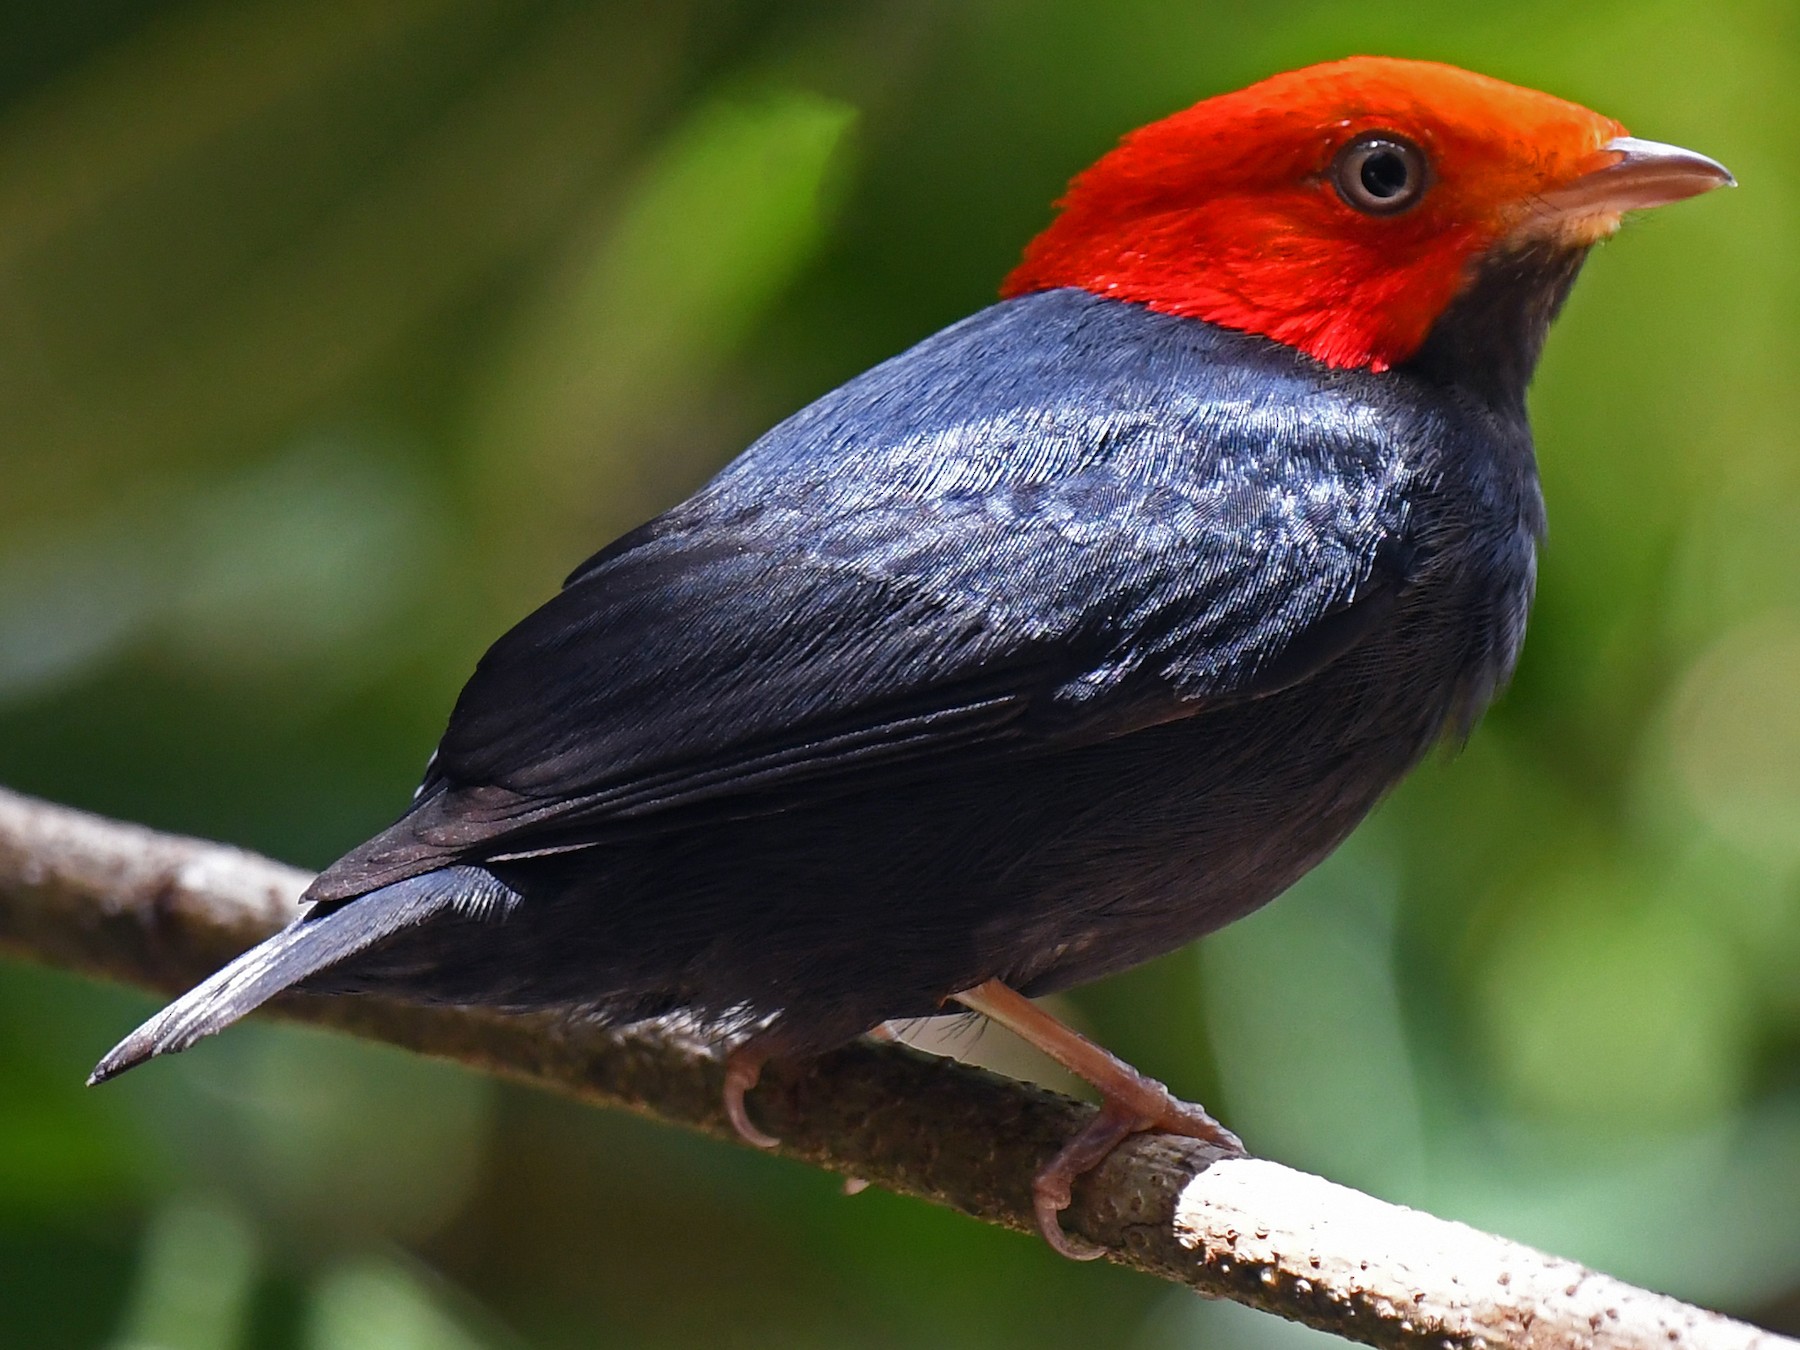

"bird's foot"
[952,978,1246,1260]
[1028,1072,1243,1260]
[722,1044,780,1149]
[724,1022,900,1154]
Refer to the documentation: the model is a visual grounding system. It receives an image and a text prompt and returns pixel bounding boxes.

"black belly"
[318,607,1481,1058]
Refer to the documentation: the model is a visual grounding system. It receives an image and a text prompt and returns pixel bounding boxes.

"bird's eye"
[1331,134,1429,215]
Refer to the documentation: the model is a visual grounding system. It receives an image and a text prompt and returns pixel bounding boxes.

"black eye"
[1332,133,1429,215]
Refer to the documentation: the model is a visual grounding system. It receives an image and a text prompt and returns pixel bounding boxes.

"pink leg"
[952,978,1245,1260]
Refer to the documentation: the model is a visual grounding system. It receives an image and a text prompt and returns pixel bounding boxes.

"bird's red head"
[1003,57,1731,372]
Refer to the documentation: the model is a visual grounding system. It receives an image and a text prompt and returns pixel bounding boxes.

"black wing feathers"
[307,291,1414,903]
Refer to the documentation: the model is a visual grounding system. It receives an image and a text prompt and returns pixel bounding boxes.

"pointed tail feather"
[88,867,494,1084]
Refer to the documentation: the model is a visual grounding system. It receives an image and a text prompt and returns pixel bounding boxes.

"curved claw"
[1029,1099,1144,1260]
[1036,1197,1108,1260]
[1030,1096,1244,1259]
[1034,1180,1109,1261]
[723,1047,780,1149]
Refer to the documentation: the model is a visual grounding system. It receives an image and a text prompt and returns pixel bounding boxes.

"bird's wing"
[304,292,1426,902]
[308,452,1409,902]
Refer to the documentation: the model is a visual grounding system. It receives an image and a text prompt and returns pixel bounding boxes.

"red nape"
[1002,57,1624,372]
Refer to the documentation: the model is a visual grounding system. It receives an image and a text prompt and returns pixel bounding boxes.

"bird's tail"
[88,866,504,1084]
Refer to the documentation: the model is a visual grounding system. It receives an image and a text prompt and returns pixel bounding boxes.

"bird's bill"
[1526,136,1735,239]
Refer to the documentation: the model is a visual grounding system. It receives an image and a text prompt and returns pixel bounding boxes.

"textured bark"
[0,785,1790,1350]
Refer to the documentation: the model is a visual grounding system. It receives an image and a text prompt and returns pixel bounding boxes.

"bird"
[91,56,1731,1258]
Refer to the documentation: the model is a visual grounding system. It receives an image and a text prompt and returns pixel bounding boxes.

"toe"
[722,1049,781,1149]
[1033,1187,1107,1261]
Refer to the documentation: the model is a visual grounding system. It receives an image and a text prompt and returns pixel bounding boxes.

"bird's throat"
[1404,239,1592,411]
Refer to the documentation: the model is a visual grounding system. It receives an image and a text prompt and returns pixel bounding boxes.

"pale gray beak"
[1537,136,1735,220]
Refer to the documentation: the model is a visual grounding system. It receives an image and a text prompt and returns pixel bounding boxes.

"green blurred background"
[1,1,1795,1346]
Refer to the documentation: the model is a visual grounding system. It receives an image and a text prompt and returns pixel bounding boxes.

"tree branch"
[0,785,1789,1350]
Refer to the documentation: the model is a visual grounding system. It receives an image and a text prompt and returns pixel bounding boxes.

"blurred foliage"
[1,1,1796,1346]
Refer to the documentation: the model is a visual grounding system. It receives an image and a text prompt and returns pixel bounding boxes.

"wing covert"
[306,291,1417,901]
